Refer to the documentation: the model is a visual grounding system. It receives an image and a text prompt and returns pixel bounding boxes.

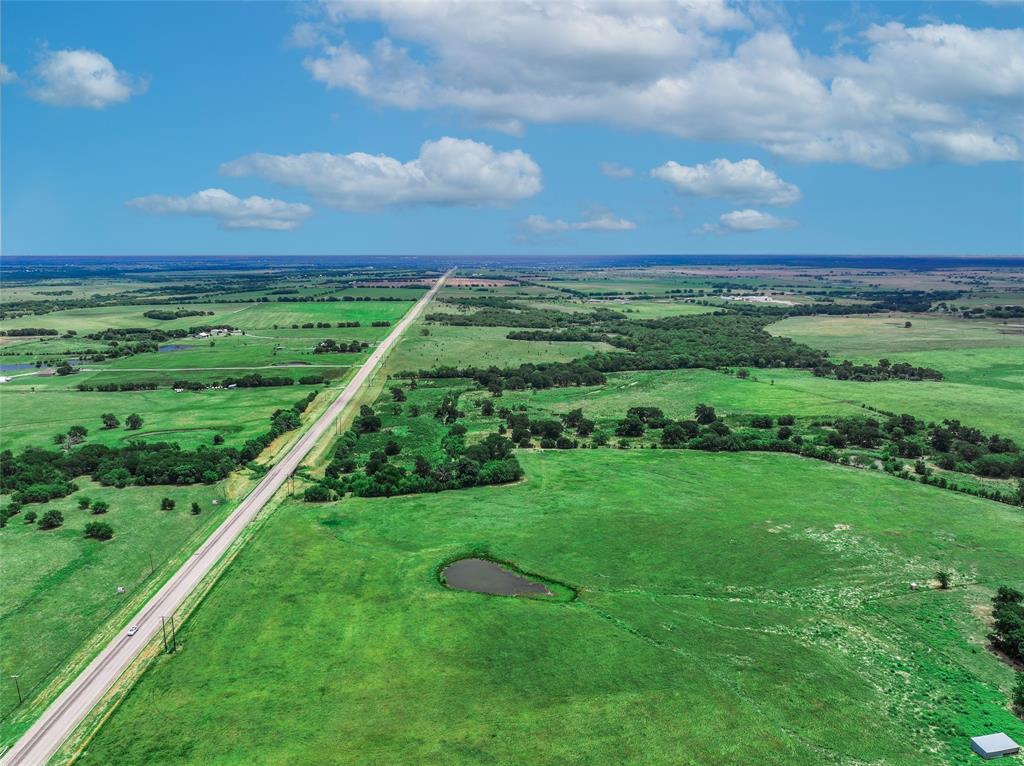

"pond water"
[441,558,553,597]
[0,362,36,372]
[158,344,194,352]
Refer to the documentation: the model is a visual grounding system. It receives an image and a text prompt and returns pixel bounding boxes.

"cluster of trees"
[812,358,943,381]
[310,384,524,500]
[989,587,1023,663]
[502,408,593,449]
[370,320,392,328]
[412,361,606,393]
[76,381,159,392]
[142,309,214,320]
[0,327,59,336]
[957,305,1024,320]
[823,414,1023,479]
[431,302,947,385]
[428,304,622,329]
[170,373,322,390]
[314,339,369,354]
[316,426,523,500]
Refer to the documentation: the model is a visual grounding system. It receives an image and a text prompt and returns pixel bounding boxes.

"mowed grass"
[0,480,233,726]
[77,451,1024,766]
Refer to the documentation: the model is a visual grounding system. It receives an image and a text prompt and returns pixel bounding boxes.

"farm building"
[970,733,1020,760]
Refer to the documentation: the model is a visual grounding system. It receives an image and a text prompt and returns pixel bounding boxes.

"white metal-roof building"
[970,733,1020,760]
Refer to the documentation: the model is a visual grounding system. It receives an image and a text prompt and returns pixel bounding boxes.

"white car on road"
[126,625,139,637]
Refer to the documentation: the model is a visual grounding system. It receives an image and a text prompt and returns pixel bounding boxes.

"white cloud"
[696,209,798,234]
[220,137,542,210]
[29,49,146,109]
[0,64,17,84]
[127,189,312,231]
[521,211,636,235]
[912,129,1022,164]
[651,158,800,205]
[296,4,1024,167]
[599,161,635,178]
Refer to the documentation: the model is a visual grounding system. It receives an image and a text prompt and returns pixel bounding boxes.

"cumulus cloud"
[29,48,146,108]
[0,64,17,84]
[220,137,542,210]
[295,3,1024,167]
[127,189,312,231]
[696,209,798,234]
[912,129,1021,163]
[599,161,635,178]
[651,158,800,205]
[521,211,636,235]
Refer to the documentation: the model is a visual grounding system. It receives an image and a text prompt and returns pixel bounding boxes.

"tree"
[414,455,432,478]
[480,400,494,417]
[160,497,176,510]
[24,510,37,524]
[68,425,88,443]
[695,404,717,424]
[736,368,750,379]
[390,386,406,402]
[38,510,64,530]
[615,415,645,438]
[1013,671,1024,712]
[101,413,120,429]
[191,502,201,515]
[384,440,401,456]
[78,496,92,510]
[91,500,110,515]
[936,570,951,589]
[303,485,332,502]
[126,413,143,430]
[84,521,114,540]
[213,433,225,445]
[904,321,913,328]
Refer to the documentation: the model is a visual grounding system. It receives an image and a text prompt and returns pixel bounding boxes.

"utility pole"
[149,552,155,576]
[170,614,178,652]
[11,675,22,705]
[160,617,169,653]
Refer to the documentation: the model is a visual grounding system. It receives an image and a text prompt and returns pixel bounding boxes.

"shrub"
[160,497,175,510]
[84,521,114,540]
[303,485,333,502]
[191,502,201,515]
[38,510,64,530]
[91,500,110,515]
[24,510,38,524]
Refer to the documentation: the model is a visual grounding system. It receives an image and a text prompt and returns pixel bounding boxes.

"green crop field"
[76,451,1024,766]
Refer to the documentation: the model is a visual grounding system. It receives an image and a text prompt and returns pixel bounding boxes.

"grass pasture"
[76,450,1024,766]
[0,479,235,726]
[387,324,616,373]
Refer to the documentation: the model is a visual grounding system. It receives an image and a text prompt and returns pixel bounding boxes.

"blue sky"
[2,0,1022,256]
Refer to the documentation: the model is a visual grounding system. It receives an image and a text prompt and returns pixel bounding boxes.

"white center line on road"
[0,270,452,766]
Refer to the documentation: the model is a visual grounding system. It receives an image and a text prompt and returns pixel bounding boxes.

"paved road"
[0,270,451,766]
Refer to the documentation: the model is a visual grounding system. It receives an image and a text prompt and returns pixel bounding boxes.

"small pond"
[441,558,553,598]
[158,344,194,352]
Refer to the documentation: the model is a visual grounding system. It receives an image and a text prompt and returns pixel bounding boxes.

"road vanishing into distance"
[1,270,452,766]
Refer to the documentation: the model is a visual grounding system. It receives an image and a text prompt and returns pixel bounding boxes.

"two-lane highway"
[1,270,452,766]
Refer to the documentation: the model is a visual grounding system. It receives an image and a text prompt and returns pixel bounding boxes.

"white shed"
[971,733,1020,760]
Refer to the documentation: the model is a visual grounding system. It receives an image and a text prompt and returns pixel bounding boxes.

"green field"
[0,384,337,453]
[458,365,1024,444]
[0,479,235,725]
[77,451,1024,765]
[387,324,615,373]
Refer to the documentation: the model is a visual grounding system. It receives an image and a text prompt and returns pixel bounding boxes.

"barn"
[970,733,1020,760]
